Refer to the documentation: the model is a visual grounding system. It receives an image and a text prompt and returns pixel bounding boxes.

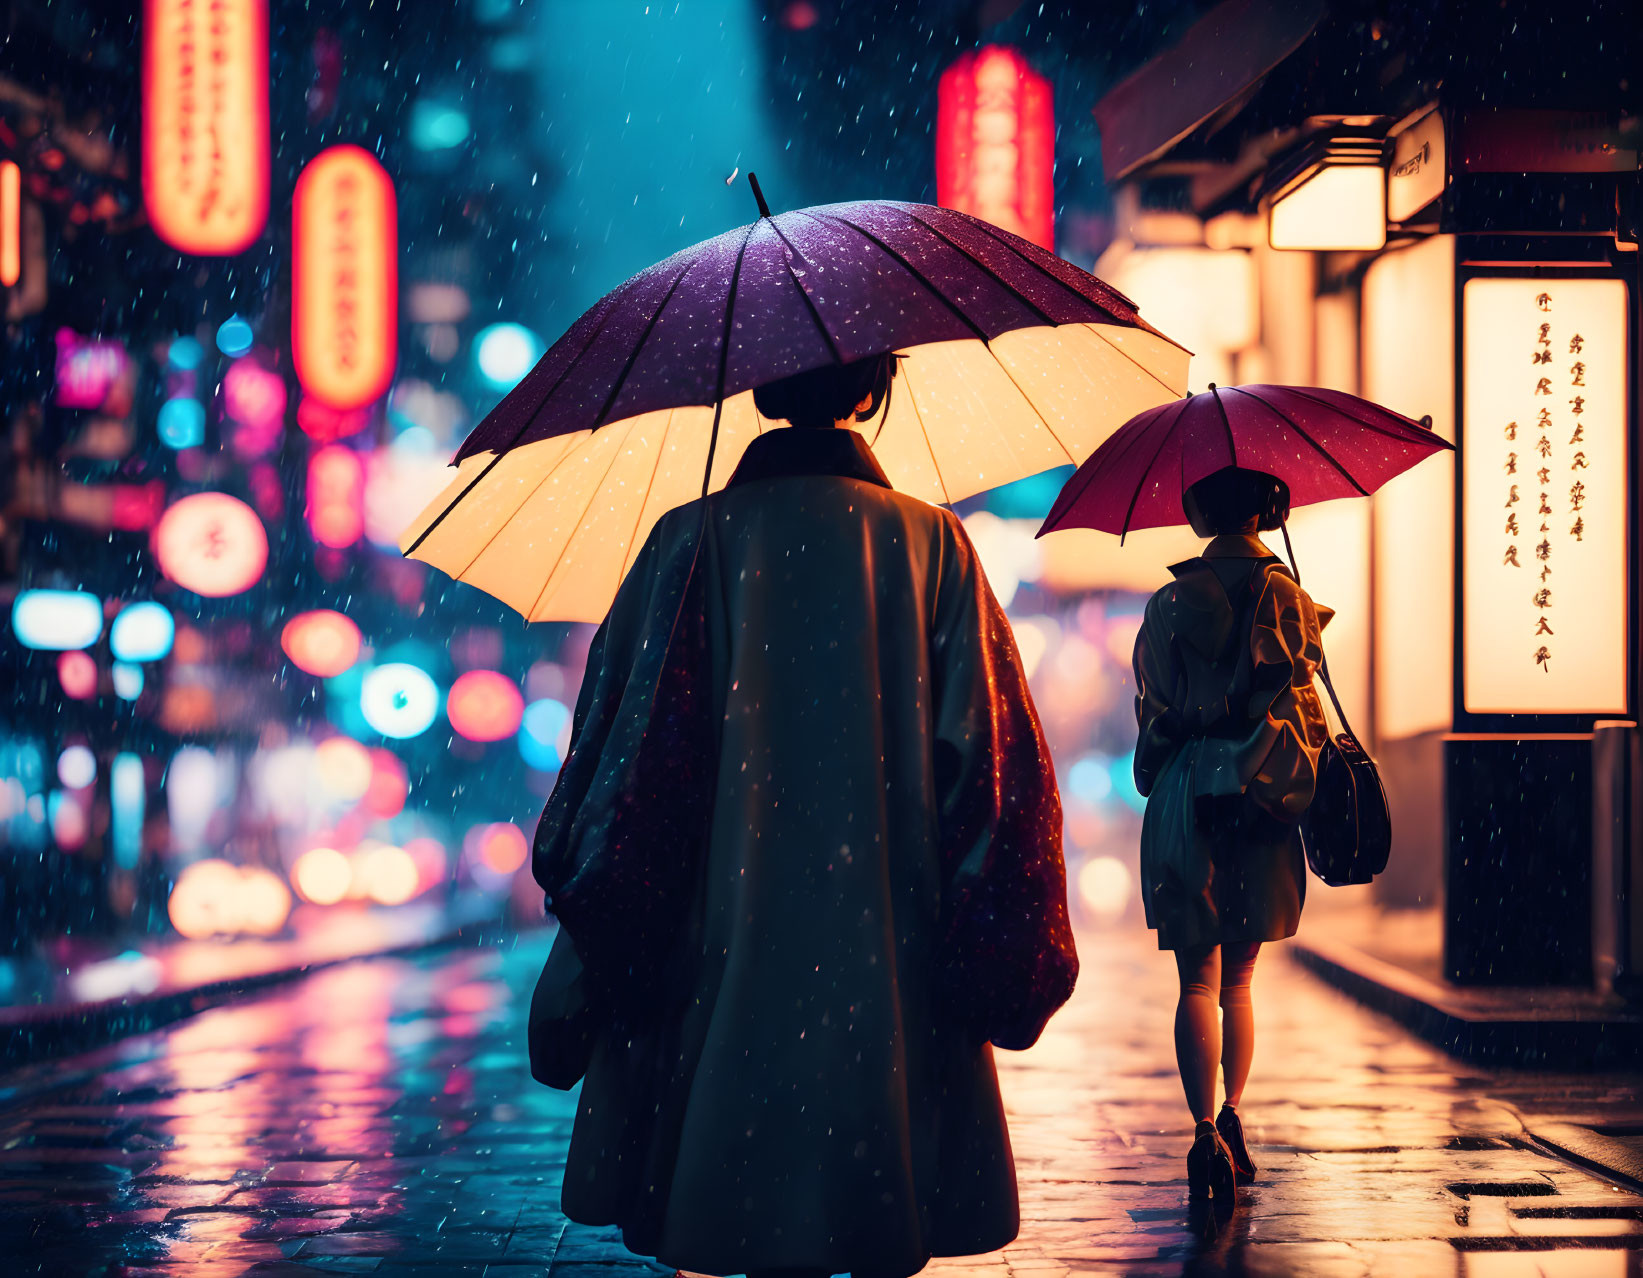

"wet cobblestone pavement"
[2,925,1640,1277]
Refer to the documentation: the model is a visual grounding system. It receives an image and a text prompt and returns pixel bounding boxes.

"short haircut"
[753,354,894,429]
[1182,466,1291,535]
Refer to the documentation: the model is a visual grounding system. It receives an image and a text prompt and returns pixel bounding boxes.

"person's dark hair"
[1182,466,1291,537]
[753,353,895,429]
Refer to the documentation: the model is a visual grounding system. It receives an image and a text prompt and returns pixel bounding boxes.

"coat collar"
[1201,532,1277,561]
[726,427,894,492]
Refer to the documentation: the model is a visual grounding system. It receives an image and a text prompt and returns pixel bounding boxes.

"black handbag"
[1300,653,1392,886]
[1276,523,1392,886]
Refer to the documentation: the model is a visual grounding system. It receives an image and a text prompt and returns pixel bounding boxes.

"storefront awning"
[1093,0,1326,183]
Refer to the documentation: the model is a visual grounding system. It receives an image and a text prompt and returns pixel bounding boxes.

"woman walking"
[1131,465,1332,1204]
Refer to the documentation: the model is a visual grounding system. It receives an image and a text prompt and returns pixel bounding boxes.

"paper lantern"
[936,46,1054,251]
[293,145,397,410]
[142,0,269,254]
[280,609,361,677]
[1,159,20,287]
[1268,139,1387,252]
[152,492,269,597]
[307,444,365,549]
[446,670,524,742]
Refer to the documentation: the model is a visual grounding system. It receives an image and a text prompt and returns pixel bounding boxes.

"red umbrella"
[1036,382,1453,541]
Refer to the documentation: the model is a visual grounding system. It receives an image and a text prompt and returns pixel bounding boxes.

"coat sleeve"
[930,515,1078,1051]
[1241,570,1332,821]
[531,509,716,997]
[1132,591,1183,800]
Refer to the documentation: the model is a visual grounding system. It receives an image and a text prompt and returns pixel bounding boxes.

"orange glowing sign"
[152,491,269,597]
[936,46,1054,251]
[293,146,397,411]
[0,160,19,287]
[1462,277,1629,715]
[142,0,270,255]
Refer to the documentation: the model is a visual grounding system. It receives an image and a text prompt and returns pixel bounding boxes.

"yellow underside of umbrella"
[401,322,1189,623]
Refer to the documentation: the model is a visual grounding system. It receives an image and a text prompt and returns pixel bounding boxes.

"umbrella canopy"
[401,196,1188,622]
[1037,383,1453,541]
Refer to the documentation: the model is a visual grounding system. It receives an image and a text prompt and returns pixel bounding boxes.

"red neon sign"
[142,0,270,255]
[293,146,397,411]
[936,46,1055,251]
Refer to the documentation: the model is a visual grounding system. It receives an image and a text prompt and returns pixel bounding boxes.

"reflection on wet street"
[1,926,1639,1276]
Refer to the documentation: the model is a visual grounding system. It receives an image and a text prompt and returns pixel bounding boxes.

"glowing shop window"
[1461,277,1629,715]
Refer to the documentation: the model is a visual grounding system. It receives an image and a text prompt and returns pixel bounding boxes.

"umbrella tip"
[1208,382,1218,390]
[747,172,772,219]
[1420,414,1434,429]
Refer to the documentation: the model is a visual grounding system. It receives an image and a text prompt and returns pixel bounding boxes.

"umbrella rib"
[405,293,627,558]
[700,219,762,497]
[590,259,699,429]
[1080,322,1191,398]
[803,210,991,342]
[902,210,1058,326]
[898,363,951,506]
[1043,397,1177,531]
[618,407,677,583]
[451,432,589,581]
[1227,385,1371,496]
[524,413,647,623]
[1118,395,1197,540]
[960,212,1136,327]
[766,218,845,365]
[986,342,1077,465]
[1209,383,1238,468]
[1280,385,1452,445]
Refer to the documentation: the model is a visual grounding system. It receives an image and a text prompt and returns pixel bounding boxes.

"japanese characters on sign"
[936,46,1054,251]
[292,146,398,412]
[1462,278,1628,715]
[142,0,270,255]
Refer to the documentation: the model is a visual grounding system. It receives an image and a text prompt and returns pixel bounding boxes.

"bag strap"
[1277,518,1358,743]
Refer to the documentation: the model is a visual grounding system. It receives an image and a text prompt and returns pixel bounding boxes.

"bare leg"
[1173,944,1221,1123]
[1218,941,1261,1108]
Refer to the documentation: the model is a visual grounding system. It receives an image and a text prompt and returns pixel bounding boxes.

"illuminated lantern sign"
[0,159,19,287]
[1461,277,1629,715]
[142,0,270,254]
[152,491,269,597]
[293,146,398,411]
[936,46,1054,251]
[307,445,366,548]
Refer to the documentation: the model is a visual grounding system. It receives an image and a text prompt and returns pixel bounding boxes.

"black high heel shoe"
[1186,1119,1237,1205]
[1217,1104,1257,1185]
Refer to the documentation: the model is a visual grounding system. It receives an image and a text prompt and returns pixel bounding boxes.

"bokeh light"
[12,589,103,651]
[446,670,524,742]
[111,662,144,701]
[110,601,176,662]
[363,748,409,818]
[358,842,419,905]
[152,492,269,597]
[473,322,542,390]
[313,736,373,802]
[518,697,570,771]
[1067,753,1114,803]
[57,650,99,700]
[360,663,441,739]
[280,610,362,678]
[215,315,254,357]
[1077,856,1133,922]
[157,397,206,449]
[292,846,351,905]
[57,745,96,789]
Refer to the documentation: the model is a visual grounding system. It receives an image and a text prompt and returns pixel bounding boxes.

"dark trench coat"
[530,426,1077,1277]
[1132,534,1332,952]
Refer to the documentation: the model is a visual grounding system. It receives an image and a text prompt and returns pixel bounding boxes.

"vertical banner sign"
[0,159,19,287]
[936,46,1054,251]
[1462,277,1629,714]
[293,146,398,411]
[142,0,270,254]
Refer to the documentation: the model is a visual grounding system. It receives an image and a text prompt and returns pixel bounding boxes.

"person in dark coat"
[529,353,1078,1278]
[1131,465,1331,1203]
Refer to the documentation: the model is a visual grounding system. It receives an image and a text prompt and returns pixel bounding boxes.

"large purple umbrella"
[401,182,1188,622]
[1037,382,1453,541]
